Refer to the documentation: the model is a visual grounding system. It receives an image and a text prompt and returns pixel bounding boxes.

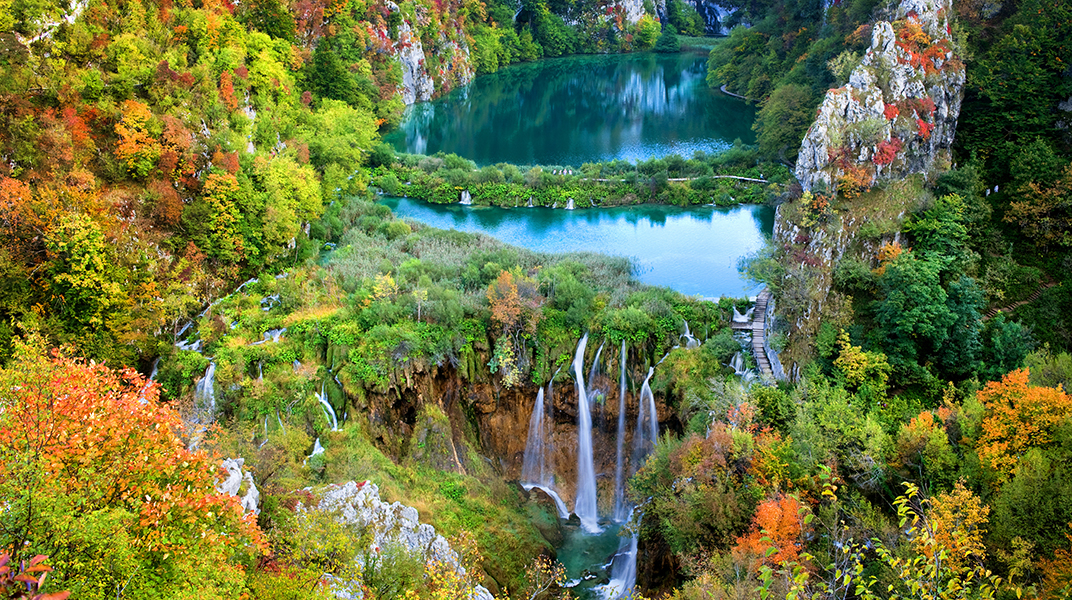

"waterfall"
[194,362,217,418]
[304,437,325,465]
[682,320,700,349]
[318,382,339,431]
[613,340,629,522]
[459,189,472,205]
[601,367,660,599]
[632,367,658,469]
[598,525,639,600]
[148,357,160,381]
[732,305,755,323]
[573,334,601,534]
[729,351,756,383]
[587,340,605,396]
[521,388,550,486]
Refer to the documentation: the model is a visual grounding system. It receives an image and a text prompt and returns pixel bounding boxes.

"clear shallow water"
[381,196,774,298]
[382,52,756,167]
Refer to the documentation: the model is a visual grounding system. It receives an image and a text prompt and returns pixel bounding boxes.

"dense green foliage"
[374,148,791,208]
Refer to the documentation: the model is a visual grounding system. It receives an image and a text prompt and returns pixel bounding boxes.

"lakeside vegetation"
[371,146,792,208]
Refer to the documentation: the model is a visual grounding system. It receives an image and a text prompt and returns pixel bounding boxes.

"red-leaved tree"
[0,341,266,598]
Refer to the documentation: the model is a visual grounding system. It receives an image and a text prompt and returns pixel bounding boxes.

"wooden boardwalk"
[751,289,773,379]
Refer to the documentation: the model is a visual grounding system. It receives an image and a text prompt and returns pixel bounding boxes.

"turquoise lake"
[381,196,774,298]
[383,51,756,167]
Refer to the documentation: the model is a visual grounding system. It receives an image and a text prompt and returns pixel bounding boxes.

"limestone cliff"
[383,1,475,105]
[795,0,965,193]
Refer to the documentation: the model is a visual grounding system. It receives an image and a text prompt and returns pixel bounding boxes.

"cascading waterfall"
[194,362,217,418]
[573,334,601,534]
[613,340,629,522]
[522,373,571,518]
[318,382,339,431]
[599,518,640,600]
[600,366,660,600]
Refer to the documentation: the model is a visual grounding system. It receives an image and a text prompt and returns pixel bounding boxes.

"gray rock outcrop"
[795,0,965,192]
[313,480,493,600]
[217,457,260,514]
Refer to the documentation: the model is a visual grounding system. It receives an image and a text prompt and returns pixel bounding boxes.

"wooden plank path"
[751,289,773,379]
[983,281,1058,321]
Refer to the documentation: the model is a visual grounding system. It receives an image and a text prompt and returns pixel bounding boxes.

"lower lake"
[381,196,774,299]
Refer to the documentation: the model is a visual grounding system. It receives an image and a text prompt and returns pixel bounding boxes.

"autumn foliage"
[733,494,807,567]
[0,344,266,597]
[976,368,1072,480]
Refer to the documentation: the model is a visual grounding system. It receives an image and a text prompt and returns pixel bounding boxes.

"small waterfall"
[566,198,575,210]
[729,351,756,383]
[573,334,601,534]
[257,361,263,382]
[318,382,339,431]
[304,437,325,465]
[613,340,629,522]
[732,305,755,323]
[521,388,550,486]
[459,189,472,205]
[148,357,160,381]
[682,320,700,349]
[194,362,217,417]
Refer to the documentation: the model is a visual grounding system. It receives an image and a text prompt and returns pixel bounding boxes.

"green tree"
[654,24,681,53]
[754,84,814,161]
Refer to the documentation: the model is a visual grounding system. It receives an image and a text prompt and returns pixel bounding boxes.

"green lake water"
[381,196,774,298]
[382,51,756,167]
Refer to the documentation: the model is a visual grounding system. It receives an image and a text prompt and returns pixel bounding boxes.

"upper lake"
[383,51,756,167]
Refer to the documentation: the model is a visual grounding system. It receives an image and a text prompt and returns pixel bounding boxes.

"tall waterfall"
[613,340,629,522]
[632,367,658,468]
[521,386,570,518]
[573,333,601,534]
[522,388,550,485]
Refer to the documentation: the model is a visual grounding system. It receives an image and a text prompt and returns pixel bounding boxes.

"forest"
[0,0,1071,597]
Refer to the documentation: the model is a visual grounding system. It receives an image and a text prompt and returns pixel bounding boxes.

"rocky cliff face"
[795,0,965,192]
[329,338,674,516]
[383,1,474,105]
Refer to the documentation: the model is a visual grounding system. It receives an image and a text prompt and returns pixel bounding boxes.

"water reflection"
[381,197,774,298]
[384,52,756,167]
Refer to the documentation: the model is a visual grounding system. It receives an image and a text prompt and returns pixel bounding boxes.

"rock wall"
[684,0,734,34]
[795,0,965,192]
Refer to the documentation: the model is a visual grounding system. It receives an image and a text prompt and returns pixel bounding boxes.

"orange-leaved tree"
[0,340,266,599]
[486,268,544,388]
[733,494,808,568]
[976,368,1072,481]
